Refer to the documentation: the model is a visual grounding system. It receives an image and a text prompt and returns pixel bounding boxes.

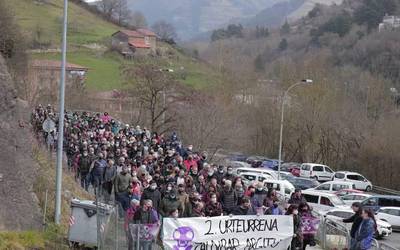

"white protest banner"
[163,215,293,250]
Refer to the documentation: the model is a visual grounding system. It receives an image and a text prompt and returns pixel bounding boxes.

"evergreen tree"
[279,38,288,51]
[280,20,290,35]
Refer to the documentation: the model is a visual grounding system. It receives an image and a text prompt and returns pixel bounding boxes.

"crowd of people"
[31,105,377,250]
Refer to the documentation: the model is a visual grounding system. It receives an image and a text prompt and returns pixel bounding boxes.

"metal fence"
[100,203,162,250]
[317,217,350,250]
[316,218,400,250]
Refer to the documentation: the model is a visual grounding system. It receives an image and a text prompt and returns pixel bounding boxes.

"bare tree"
[114,0,131,25]
[129,11,147,28]
[152,20,177,42]
[122,64,186,133]
[99,0,119,19]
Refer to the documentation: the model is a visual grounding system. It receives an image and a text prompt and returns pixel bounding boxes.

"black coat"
[343,211,363,238]
[141,188,162,211]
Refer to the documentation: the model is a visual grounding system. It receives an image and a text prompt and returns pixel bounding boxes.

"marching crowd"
[31,105,377,250]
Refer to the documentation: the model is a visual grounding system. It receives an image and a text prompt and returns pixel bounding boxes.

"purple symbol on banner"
[302,216,320,235]
[173,226,194,250]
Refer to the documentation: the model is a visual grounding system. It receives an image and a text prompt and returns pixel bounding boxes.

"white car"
[239,172,276,186]
[300,163,335,182]
[376,207,400,232]
[226,160,252,169]
[262,179,295,200]
[309,181,355,193]
[334,171,373,192]
[302,190,348,212]
[322,208,392,239]
[236,167,278,179]
[341,194,372,205]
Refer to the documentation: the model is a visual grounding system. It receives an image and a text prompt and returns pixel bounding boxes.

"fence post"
[115,205,118,250]
[136,225,140,250]
[43,189,48,227]
[321,218,326,249]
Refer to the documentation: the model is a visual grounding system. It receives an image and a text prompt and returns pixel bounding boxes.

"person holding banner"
[220,180,238,214]
[299,202,317,249]
[286,204,303,250]
[205,193,223,217]
[231,197,257,215]
[132,199,159,224]
[159,190,184,217]
[265,201,283,215]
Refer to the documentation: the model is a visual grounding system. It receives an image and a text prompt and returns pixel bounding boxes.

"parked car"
[280,162,301,176]
[309,181,355,193]
[227,153,248,162]
[341,193,371,205]
[263,179,295,200]
[239,172,276,185]
[290,177,320,190]
[376,207,400,231]
[246,156,269,168]
[236,167,278,179]
[226,160,251,170]
[334,171,373,191]
[361,195,400,212]
[334,189,365,198]
[302,190,348,212]
[322,208,392,239]
[261,159,282,170]
[279,172,297,183]
[300,163,335,181]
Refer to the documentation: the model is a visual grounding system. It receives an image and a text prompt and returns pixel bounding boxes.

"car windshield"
[331,196,346,205]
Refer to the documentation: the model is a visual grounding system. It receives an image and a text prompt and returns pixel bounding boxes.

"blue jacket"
[355,218,375,249]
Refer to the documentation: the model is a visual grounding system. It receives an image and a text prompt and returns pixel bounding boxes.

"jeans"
[92,175,103,195]
[116,191,130,211]
[350,237,357,250]
[80,174,89,191]
[102,181,113,203]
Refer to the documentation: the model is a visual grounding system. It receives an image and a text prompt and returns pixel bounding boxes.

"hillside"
[195,0,400,190]
[12,0,119,46]
[288,0,343,20]
[8,0,222,92]
[129,0,347,39]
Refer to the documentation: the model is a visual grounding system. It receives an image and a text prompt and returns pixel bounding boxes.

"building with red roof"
[111,28,157,57]
[28,60,88,102]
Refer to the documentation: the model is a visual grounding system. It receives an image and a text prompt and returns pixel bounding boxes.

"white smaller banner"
[163,215,293,250]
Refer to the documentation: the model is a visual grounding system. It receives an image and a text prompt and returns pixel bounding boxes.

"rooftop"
[114,28,157,38]
[128,40,151,49]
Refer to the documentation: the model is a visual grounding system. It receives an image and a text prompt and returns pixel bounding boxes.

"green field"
[12,0,118,46]
[31,50,124,91]
[13,0,221,91]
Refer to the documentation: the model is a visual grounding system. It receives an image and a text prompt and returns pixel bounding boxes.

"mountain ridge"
[129,0,347,40]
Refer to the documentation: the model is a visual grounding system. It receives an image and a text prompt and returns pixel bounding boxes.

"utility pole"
[55,0,68,224]
[278,79,313,179]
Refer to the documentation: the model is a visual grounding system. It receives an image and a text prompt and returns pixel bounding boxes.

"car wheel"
[366,186,372,192]
[374,232,383,240]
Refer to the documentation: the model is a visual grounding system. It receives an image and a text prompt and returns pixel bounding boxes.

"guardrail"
[373,186,400,196]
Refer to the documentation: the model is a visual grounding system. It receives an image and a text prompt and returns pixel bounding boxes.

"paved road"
[380,232,400,248]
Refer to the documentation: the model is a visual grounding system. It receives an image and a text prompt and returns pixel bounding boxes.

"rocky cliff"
[0,55,42,231]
